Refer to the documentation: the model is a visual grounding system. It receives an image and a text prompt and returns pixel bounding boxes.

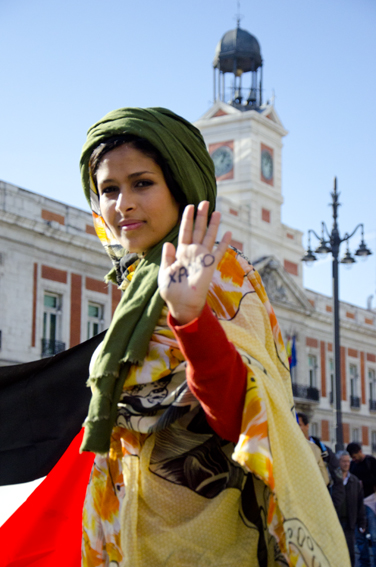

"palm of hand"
[158,202,232,325]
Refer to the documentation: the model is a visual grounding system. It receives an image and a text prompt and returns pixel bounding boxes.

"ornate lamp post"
[302,178,372,452]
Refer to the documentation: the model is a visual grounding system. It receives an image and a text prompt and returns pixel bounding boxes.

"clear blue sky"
[1,0,376,308]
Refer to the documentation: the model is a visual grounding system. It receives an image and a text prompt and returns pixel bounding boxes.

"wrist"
[168,302,206,326]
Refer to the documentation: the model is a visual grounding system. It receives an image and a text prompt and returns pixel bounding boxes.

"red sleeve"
[168,303,247,443]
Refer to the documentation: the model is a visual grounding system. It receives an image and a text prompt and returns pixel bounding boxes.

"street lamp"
[302,177,372,452]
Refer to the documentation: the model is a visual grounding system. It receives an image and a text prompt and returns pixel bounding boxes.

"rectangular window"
[43,292,61,342]
[87,302,104,339]
[369,369,376,401]
[350,364,358,397]
[372,431,376,453]
[42,292,64,357]
[311,422,318,437]
[308,354,317,388]
[44,294,58,309]
[352,428,360,442]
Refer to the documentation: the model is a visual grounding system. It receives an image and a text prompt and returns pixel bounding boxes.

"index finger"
[178,204,195,246]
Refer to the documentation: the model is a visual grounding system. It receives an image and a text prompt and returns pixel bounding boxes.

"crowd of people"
[298,412,376,567]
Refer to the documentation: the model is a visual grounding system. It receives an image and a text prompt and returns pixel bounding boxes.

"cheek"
[166,197,180,224]
[99,199,115,227]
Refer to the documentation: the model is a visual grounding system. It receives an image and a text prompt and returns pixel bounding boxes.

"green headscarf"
[79,107,217,453]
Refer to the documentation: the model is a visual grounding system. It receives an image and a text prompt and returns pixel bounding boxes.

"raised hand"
[158,201,232,325]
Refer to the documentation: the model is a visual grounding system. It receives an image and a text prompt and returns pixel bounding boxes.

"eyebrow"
[99,170,155,184]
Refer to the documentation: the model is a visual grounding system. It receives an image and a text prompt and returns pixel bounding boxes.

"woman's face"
[96,144,180,254]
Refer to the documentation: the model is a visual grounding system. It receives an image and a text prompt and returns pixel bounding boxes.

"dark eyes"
[99,179,153,197]
[135,180,153,188]
[100,185,118,195]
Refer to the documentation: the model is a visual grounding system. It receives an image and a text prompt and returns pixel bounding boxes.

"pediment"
[254,256,314,315]
[198,101,241,121]
[260,105,285,129]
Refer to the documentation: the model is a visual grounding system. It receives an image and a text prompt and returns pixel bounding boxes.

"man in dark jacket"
[332,450,366,566]
[347,442,376,567]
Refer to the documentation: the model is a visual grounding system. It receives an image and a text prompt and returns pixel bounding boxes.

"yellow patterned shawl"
[83,247,350,567]
[222,250,349,566]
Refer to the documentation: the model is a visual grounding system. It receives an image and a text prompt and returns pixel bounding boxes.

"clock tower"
[194,25,304,286]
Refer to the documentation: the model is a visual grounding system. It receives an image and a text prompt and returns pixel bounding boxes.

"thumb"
[160,242,176,271]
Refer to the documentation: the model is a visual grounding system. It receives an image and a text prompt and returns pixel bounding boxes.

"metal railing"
[41,339,66,357]
[350,395,361,409]
[292,384,320,402]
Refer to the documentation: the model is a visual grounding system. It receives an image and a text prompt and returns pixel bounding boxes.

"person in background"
[310,434,340,483]
[297,412,329,485]
[331,450,366,566]
[347,442,376,567]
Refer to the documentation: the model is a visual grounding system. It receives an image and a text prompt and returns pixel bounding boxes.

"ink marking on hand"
[201,254,215,267]
[178,266,188,282]
[168,271,177,287]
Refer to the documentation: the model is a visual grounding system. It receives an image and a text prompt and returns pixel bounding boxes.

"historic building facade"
[0,180,120,366]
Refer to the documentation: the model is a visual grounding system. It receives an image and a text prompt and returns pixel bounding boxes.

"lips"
[118,219,145,231]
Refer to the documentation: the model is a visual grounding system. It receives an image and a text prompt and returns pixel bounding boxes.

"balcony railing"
[292,384,320,402]
[41,339,66,357]
[370,400,376,412]
[350,395,361,409]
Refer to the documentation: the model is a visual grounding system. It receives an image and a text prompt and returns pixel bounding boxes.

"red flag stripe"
[0,429,94,567]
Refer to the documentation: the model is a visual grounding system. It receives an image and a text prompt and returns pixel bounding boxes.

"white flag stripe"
[0,478,45,527]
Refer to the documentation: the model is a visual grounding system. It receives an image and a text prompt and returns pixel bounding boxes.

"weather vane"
[235,0,243,28]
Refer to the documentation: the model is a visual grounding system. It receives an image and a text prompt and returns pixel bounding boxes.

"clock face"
[261,149,273,181]
[211,145,234,178]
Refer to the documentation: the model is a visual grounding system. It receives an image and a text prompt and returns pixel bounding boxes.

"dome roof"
[213,27,262,74]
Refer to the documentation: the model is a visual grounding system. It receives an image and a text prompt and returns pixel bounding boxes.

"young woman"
[79,107,349,567]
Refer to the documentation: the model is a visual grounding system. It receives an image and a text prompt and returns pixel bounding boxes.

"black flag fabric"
[0,330,105,486]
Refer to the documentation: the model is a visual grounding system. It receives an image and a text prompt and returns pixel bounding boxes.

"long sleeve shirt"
[168,302,247,444]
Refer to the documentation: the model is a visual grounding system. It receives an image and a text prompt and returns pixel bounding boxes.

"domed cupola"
[213,23,263,110]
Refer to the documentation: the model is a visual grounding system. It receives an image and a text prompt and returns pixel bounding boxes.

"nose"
[115,187,136,215]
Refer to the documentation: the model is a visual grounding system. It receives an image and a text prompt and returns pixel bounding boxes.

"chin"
[121,240,142,254]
